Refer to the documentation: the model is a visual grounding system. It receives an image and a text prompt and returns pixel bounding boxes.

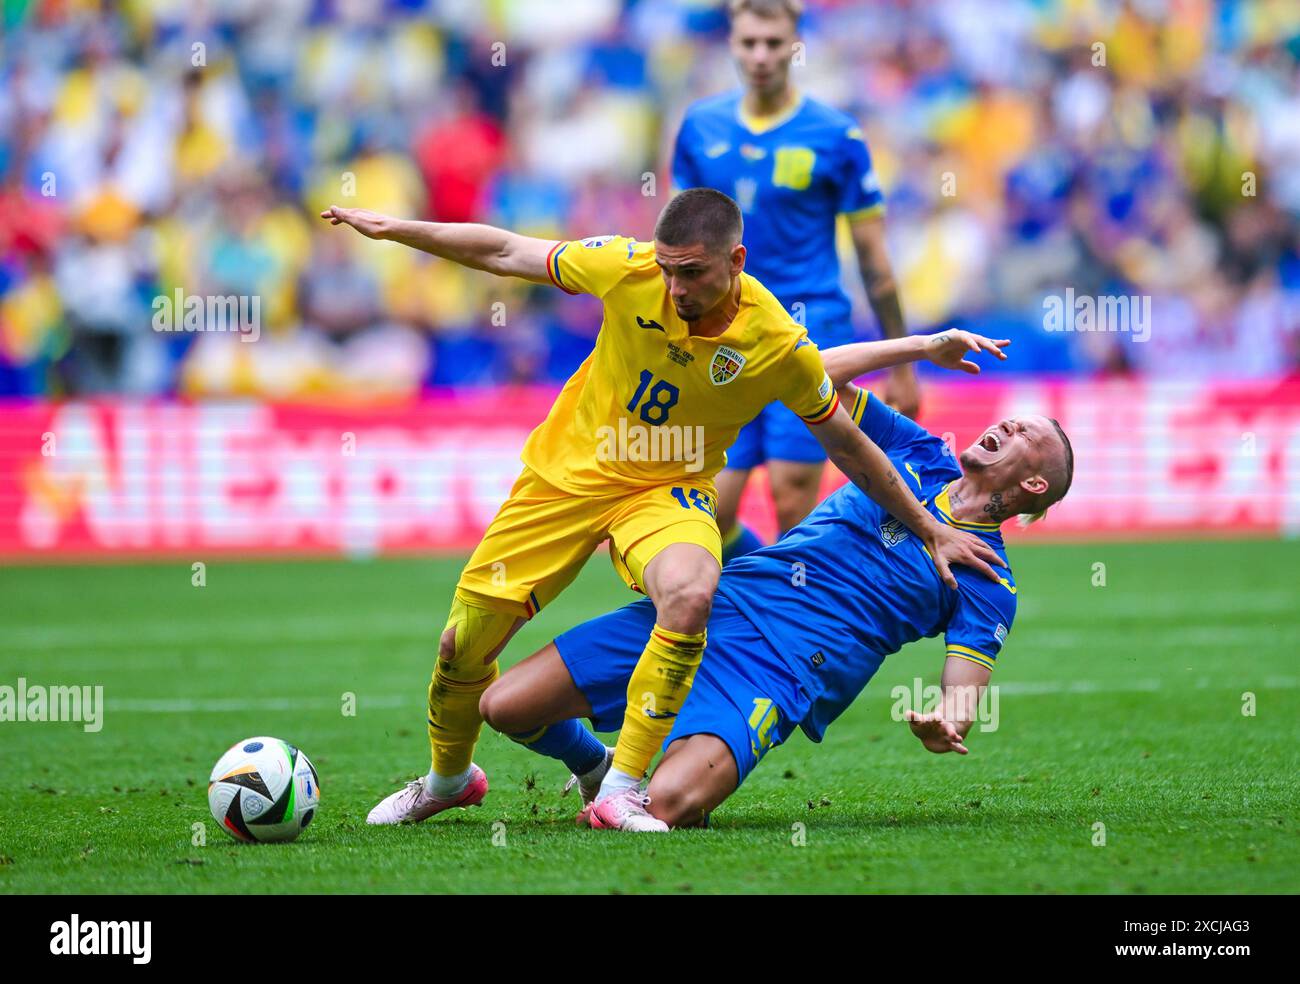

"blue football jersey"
[715,388,1018,741]
[671,90,884,317]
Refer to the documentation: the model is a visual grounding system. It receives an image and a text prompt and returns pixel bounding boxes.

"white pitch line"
[1,612,439,651]
[1013,625,1286,650]
[106,695,413,713]
[101,677,1300,714]
[993,679,1163,695]
[2,616,1289,657]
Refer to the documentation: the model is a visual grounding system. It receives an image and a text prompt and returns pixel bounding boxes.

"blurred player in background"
[480,330,1072,830]
[320,190,1001,831]
[672,0,918,562]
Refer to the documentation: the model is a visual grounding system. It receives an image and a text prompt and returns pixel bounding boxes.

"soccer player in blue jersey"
[479,331,1075,830]
[672,0,919,562]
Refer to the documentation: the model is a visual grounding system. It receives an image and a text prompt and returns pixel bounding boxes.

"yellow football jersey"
[521,234,839,492]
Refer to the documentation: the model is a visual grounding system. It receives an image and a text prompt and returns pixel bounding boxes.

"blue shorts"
[554,594,809,786]
[726,298,853,470]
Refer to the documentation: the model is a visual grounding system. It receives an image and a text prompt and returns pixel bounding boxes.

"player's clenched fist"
[319,206,393,240]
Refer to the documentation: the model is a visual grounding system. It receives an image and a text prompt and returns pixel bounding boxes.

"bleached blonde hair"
[1016,419,1074,527]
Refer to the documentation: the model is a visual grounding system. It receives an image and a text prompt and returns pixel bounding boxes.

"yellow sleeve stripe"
[546,241,578,295]
[947,645,996,670]
[850,386,867,426]
[801,392,840,425]
[842,203,886,222]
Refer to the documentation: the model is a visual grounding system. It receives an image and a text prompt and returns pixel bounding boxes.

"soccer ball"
[208,736,320,843]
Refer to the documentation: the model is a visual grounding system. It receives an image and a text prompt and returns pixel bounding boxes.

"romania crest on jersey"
[710,345,746,385]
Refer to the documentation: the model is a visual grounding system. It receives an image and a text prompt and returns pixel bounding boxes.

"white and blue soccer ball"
[208,736,320,843]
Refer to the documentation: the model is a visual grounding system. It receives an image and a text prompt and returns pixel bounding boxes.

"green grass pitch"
[1,540,1296,894]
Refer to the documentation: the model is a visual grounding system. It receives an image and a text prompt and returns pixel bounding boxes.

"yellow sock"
[613,623,706,778]
[427,661,498,778]
[426,592,514,777]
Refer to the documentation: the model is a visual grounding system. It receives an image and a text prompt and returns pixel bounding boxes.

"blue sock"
[509,719,605,775]
[721,522,765,564]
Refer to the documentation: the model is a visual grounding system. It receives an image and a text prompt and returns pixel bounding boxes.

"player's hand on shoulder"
[319,206,392,240]
[924,330,1010,376]
[925,523,1006,589]
[904,709,969,754]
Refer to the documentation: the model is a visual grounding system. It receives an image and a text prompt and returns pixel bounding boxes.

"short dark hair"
[729,0,803,24]
[654,188,744,254]
[1046,418,1074,506]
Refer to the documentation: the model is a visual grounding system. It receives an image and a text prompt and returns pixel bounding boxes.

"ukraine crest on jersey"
[523,234,838,493]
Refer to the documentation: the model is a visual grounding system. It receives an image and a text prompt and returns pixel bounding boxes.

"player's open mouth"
[979,431,1002,454]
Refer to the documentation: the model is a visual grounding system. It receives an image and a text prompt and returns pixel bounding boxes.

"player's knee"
[656,579,714,633]
[477,679,521,734]
[435,643,471,684]
[647,773,710,829]
[438,598,518,674]
[436,625,459,664]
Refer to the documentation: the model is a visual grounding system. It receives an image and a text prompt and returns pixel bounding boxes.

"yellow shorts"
[456,466,721,619]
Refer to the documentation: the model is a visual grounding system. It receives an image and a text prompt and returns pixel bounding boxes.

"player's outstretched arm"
[812,408,1005,588]
[903,656,992,754]
[319,206,556,284]
[822,330,1011,389]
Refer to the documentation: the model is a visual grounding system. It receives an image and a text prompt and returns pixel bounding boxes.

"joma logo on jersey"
[879,518,910,547]
[710,346,746,385]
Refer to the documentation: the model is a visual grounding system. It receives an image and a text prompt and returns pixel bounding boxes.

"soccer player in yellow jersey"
[321,189,1003,831]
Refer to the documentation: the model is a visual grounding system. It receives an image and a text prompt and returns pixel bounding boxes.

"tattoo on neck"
[982,492,1007,521]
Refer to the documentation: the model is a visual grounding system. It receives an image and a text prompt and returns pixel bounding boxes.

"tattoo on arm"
[856,471,901,494]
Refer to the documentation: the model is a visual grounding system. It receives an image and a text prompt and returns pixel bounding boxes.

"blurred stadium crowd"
[2,0,1299,399]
